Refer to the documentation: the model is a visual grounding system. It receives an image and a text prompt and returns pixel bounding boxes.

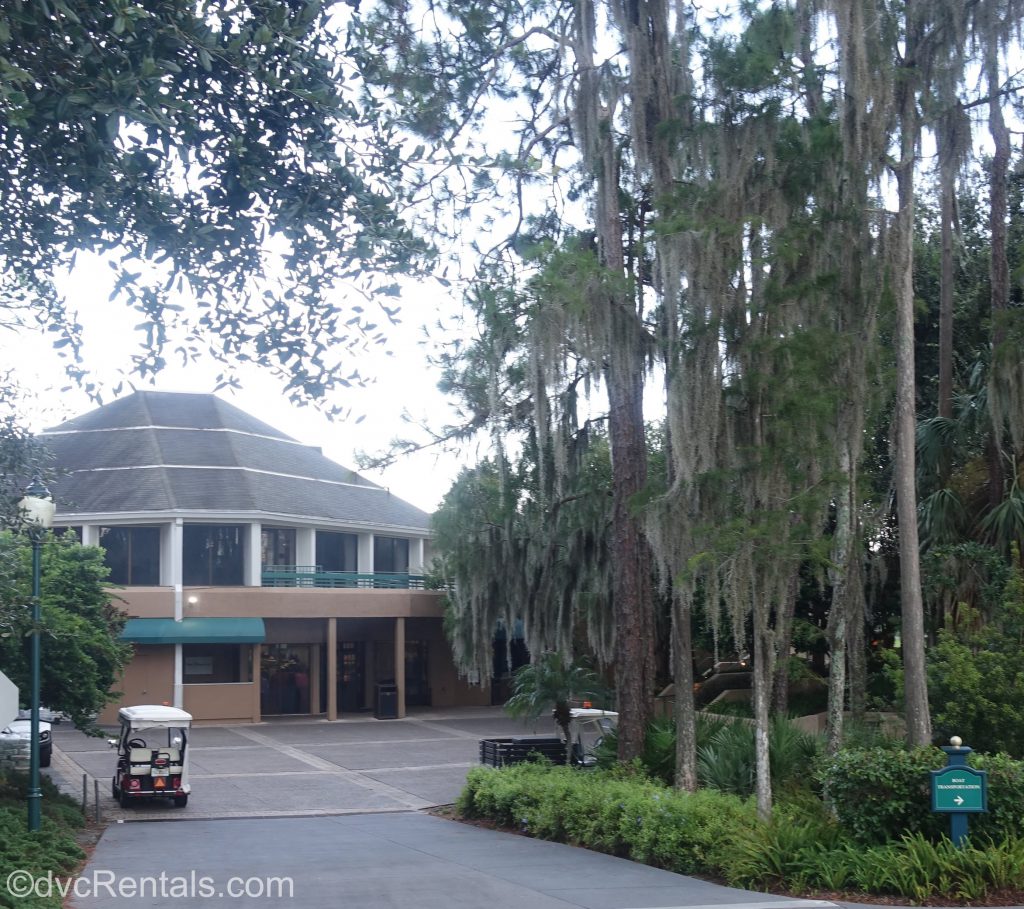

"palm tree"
[504,651,605,764]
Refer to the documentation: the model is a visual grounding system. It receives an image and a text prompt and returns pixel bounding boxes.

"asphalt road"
[64,812,842,909]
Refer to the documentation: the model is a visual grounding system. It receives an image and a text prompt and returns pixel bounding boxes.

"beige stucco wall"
[112,586,445,620]
[183,683,256,724]
[181,587,445,619]
[98,645,175,724]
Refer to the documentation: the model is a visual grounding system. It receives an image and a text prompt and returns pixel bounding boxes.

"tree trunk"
[597,106,654,764]
[752,608,774,820]
[673,595,698,791]
[608,342,655,761]
[893,6,932,746]
[826,444,853,755]
[770,579,797,716]
[847,591,867,720]
[938,143,956,422]
[987,42,1013,476]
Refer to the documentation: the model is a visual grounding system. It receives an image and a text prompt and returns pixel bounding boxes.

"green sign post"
[930,737,987,847]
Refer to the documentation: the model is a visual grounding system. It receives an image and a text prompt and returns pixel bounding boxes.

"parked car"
[17,706,67,724]
[1,718,52,767]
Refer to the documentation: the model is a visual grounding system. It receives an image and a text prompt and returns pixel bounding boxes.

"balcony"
[262,565,430,590]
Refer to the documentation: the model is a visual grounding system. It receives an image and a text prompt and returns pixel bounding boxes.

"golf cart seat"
[128,747,154,774]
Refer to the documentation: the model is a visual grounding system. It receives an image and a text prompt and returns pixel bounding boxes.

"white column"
[170,519,184,621]
[172,519,184,708]
[296,527,315,568]
[173,644,184,710]
[245,521,262,586]
[82,524,99,547]
[409,538,425,574]
[357,533,374,573]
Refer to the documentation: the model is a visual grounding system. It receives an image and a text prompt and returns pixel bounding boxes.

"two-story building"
[43,391,488,723]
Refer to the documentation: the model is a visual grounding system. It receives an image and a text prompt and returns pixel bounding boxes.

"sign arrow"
[954,796,964,806]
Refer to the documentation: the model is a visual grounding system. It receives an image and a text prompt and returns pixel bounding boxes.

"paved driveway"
[66,812,842,909]
[50,708,542,820]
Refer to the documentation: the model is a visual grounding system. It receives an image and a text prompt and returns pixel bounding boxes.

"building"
[43,391,488,723]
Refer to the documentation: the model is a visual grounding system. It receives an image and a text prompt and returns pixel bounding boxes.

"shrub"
[457,763,754,877]
[818,745,1024,845]
[0,773,85,909]
[816,745,945,843]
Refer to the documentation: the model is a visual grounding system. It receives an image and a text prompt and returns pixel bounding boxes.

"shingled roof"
[42,391,431,533]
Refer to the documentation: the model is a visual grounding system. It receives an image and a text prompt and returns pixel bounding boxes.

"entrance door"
[260,644,312,715]
[339,642,365,712]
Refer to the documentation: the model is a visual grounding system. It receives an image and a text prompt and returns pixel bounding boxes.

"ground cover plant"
[0,773,85,909]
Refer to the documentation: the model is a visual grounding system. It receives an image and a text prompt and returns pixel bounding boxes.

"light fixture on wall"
[186,595,199,606]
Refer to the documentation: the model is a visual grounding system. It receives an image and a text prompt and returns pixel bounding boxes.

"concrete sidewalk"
[67,812,842,909]
[50,707,542,820]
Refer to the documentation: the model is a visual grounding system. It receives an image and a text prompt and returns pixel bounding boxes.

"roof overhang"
[121,617,265,645]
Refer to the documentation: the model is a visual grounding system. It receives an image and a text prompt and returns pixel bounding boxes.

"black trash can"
[375,683,399,719]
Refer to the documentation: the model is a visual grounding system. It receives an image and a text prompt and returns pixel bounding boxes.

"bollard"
[82,773,87,814]
[94,779,100,824]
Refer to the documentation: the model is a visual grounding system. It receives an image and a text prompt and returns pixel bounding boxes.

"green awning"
[121,618,265,645]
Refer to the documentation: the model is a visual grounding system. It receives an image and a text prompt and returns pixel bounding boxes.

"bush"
[816,745,946,843]
[0,773,85,909]
[818,745,1024,845]
[595,714,821,795]
[458,763,754,877]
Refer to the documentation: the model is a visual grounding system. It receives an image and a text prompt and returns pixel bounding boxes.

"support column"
[245,521,262,586]
[395,617,406,719]
[82,524,99,547]
[297,527,316,568]
[252,644,262,723]
[173,644,183,709]
[326,618,338,721]
[310,644,321,715]
[358,533,374,574]
[409,538,425,575]
[171,519,184,708]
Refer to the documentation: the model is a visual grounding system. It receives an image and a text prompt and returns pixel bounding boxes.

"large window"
[316,531,357,573]
[374,536,409,573]
[99,526,160,585]
[183,525,244,586]
[261,527,296,567]
[182,644,251,684]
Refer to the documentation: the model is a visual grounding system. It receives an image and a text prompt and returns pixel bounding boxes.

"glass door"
[260,644,312,715]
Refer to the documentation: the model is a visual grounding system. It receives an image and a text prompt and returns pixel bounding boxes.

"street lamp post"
[19,476,55,833]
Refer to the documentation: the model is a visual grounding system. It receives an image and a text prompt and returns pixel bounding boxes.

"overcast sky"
[5,253,475,514]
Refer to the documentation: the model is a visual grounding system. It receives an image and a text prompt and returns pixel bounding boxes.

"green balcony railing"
[261,565,429,590]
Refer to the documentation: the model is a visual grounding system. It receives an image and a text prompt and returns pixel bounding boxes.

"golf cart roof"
[118,705,192,728]
[569,708,618,719]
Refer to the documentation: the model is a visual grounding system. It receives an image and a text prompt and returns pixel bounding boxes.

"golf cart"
[566,708,617,767]
[110,705,192,809]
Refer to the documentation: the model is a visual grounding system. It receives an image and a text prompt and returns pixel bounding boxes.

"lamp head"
[19,475,55,530]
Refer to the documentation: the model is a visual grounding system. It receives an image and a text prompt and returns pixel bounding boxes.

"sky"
[5,254,477,514]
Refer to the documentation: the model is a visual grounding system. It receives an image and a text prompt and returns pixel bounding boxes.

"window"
[261,527,296,567]
[53,526,83,543]
[182,644,251,684]
[183,525,244,586]
[316,531,357,572]
[99,526,160,585]
[374,536,409,573]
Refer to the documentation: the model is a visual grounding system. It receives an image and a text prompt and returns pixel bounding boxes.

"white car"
[1,719,52,767]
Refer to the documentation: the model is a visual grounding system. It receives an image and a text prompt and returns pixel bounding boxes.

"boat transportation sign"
[931,766,987,813]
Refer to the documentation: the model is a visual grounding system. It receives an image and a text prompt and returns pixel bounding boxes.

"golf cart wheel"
[40,749,51,768]
[111,777,118,799]
[173,794,188,808]
[119,789,132,809]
